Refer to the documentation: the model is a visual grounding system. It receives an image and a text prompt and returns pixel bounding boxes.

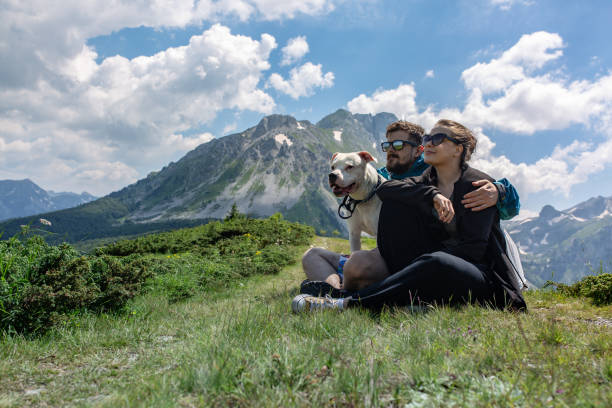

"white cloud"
[223,123,238,134]
[347,84,419,119]
[425,70,435,78]
[458,31,612,134]
[461,32,564,94]
[347,31,612,199]
[281,36,310,66]
[248,0,335,20]
[489,0,532,10]
[0,19,279,195]
[269,62,334,99]
[165,133,215,151]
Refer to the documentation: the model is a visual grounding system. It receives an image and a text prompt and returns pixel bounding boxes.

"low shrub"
[545,273,612,306]
[1,214,314,335]
[0,236,152,334]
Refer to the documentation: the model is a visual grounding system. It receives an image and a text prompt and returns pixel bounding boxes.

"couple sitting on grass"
[293,119,527,313]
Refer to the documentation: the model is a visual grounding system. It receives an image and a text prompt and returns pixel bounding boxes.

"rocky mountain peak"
[253,114,298,138]
[566,195,612,219]
[539,204,562,220]
[0,179,96,221]
[316,109,354,129]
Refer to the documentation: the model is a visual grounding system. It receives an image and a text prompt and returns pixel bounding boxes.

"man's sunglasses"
[381,140,419,152]
[423,133,461,146]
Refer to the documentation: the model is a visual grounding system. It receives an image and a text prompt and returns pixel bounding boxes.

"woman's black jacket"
[376,165,527,311]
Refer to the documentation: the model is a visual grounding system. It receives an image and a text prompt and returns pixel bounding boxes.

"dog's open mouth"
[331,182,356,196]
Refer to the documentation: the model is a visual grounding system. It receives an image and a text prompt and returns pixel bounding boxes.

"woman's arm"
[376,179,440,206]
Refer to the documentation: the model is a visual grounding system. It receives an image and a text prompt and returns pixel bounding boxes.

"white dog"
[329,151,382,252]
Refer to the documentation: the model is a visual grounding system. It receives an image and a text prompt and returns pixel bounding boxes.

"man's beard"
[386,156,415,174]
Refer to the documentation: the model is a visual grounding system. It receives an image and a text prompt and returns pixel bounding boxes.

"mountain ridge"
[0,179,97,221]
[2,109,610,285]
[505,195,612,285]
[0,109,395,241]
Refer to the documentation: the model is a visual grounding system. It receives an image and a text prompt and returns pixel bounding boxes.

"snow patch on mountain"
[333,130,342,142]
[274,133,293,146]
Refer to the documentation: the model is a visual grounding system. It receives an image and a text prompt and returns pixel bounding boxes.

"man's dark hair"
[386,121,425,145]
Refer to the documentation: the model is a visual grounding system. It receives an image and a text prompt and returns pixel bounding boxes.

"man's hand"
[462,180,498,211]
[433,193,454,223]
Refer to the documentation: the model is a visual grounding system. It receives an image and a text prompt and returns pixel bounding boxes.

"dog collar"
[338,174,382,219]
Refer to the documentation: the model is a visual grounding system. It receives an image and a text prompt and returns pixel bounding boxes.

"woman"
[293,119,526,312]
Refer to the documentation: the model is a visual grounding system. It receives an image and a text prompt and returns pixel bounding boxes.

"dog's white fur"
[329,151,382,252]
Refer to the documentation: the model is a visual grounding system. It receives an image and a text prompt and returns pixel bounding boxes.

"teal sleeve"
[494,178,520,220]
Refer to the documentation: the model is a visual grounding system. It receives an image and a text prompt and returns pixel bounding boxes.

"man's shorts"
[337,254,350,283]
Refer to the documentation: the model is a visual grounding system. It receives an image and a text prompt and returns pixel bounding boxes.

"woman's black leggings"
[349,251,497,309]
[349,199,498,309]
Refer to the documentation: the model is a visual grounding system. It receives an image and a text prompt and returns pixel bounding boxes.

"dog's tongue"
[332,184,354,196]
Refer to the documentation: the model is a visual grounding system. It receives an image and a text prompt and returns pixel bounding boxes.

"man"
[301,120,520,294]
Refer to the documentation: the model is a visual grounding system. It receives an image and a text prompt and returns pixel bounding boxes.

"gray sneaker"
[292,294,346,313]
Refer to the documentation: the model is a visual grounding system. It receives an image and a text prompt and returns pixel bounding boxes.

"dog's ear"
[358,151,377,163]
[331,152,339,162]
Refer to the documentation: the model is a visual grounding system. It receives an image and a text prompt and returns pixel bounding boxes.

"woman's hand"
[433,193,455,223]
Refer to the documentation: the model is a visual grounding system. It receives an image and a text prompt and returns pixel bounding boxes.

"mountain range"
[0,110,394,242]
[504,196,612,286]
[0,109,610,284]
[0,179,96,221]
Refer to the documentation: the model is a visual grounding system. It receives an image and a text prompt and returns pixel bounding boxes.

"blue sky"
[2,0,612,218]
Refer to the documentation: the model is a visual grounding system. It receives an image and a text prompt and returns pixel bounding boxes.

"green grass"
[0,237,610,407]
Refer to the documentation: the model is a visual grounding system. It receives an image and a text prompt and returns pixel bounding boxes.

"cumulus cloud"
[0,18,279,194]
[281,36,310,66]
[347,31,612,198]
[348,84,419,119]
[0,0,338,194]
[269,62,334,99]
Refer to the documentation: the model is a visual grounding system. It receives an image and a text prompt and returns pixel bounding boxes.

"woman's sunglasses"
[423,133,461,146]
[381,140,419,152]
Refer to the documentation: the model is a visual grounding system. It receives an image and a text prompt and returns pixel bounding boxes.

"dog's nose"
[328,173,337,183]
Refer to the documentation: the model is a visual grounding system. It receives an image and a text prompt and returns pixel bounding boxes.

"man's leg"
[301,247,343,288]
[342,248,390,292]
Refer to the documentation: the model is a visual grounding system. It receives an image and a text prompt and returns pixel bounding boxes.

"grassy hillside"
[0,196,213,246]
[0,230,610,406]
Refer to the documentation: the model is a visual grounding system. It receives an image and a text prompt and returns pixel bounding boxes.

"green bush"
[0,236,153,334]
[545,273,612,306]
[1,214,314,335]
[98,213,313,257]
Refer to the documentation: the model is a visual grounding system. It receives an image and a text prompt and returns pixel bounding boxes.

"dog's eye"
[331,165,335,170]
[346,165,353,170]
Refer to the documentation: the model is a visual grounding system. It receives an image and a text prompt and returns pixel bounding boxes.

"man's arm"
[461,178,520,220]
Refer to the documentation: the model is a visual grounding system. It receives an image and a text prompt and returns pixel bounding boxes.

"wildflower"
[255,251,262,255]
